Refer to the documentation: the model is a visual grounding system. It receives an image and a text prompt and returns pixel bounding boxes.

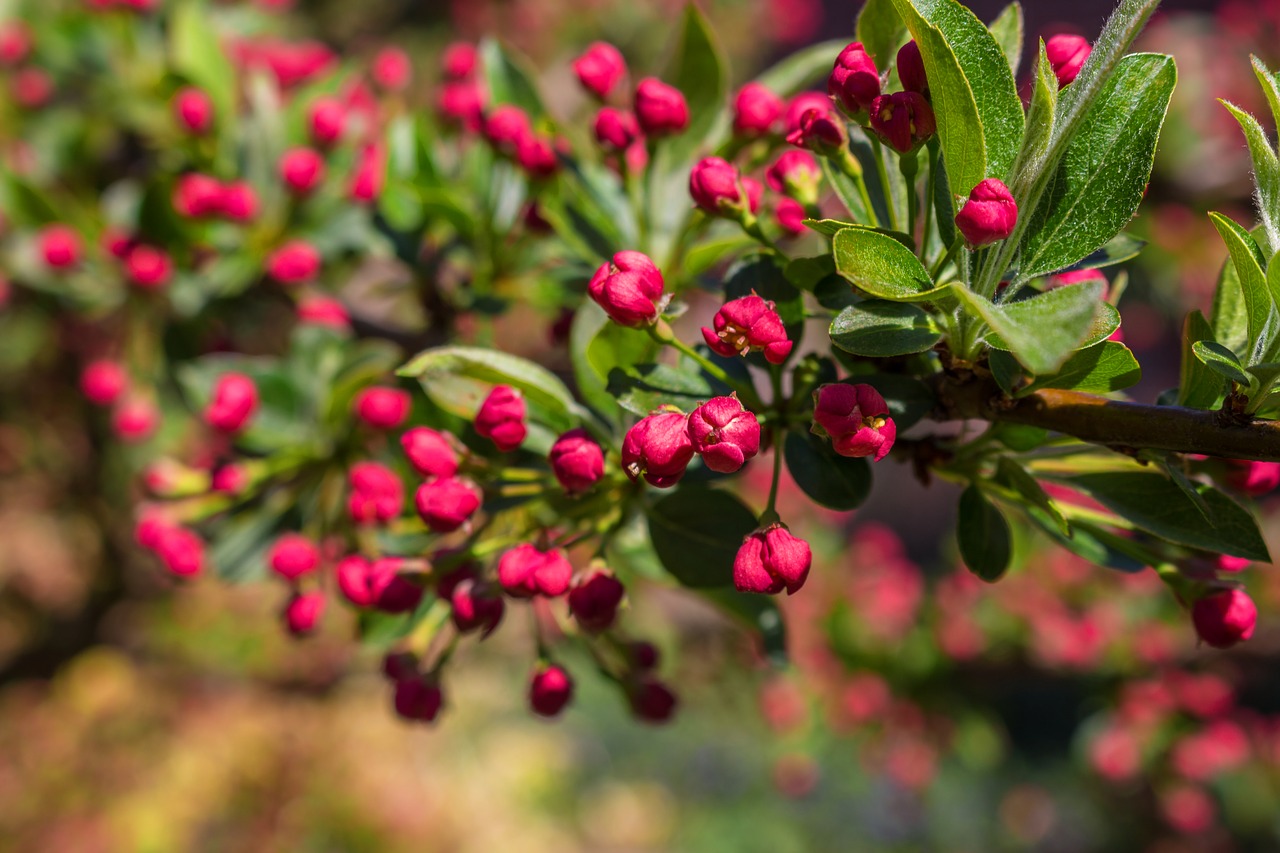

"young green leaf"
[665,4,728,164]
[1018,341,1141,395]
[784,432,872,512]
[1011,42,1056,183]
[648,488,759,588]
[606,362,721,416]
[957,485,1012,582]
[956,280,1105,374]
[1222,100,1280,257]
[988,2,1024,78]
[1179,311,1228,409]
[1253,56,1280,156]
[993,458,1068,535]
[479,38,546,117]
[1209,211,1277,362]
[171,0,237,129]
[571,302,659,425]
[833,226,943,300]
[857,0,908,69]
[1192,340,1251,386]
[829,301,943,357]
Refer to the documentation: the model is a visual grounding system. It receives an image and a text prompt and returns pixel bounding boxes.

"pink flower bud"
[483,105,533,156]
[347,461,403,525]
[549,428,605,494]
[442,42,478,80]
[701,294,794,365]
[689,157,750,217]
[283,591,325,636]
[529,664,574,717]
[734,523,812,595]
[587,250,666,327]
[173,173,225,218]
[280,147,325,194]
[401,427,461,479]
[475,385,527,452]
[627,640,660,670]
[869,91,935,153]
[567,569,625,632]
[308,96,346,146]
[135,512,174,551]
[354,386,410,429]
[1045,34,1090,88]
[414,476,482,533]
[297,294,349,330]
[733,82,785,137]
[220,181,259,222]
[154,525,205,577]
[1216,554,1252,573]
[204,372,258,434]
[687,396,762,474]
[594,107,640,152]
[516,134,559,179]
[812,383,896,461]
[101,227,133,259]
[112,396,159,443]
[898,40,928,94]
[776,198,806,236]
[628,677,678,723]
[393,676,442,722]
[955,178,1018,247]
[634,78,689,136]
[337,555,423,612]
[0,22,32,66]
[81,359,128,406]
[1225,460,1280,496]
[766,150,822,207]
[211,463,248,495]
[268,533,320,581]
[785,107,848,156]
[437,81,485,131]
[1192,589,1257,649]
[12,68,52,109]
[266,240,321,284]
[448,577,504,637]
[497,543,573,598]
[349,143,385,202]
[622,410,694,488]
[372,47,411,92]
[382,650,418,682]
[573,42,627,100]
[38,224,81,270]
[784,92,833,135]
[173,86,214,135]
[124,245,173,290]
[828,42,881,118]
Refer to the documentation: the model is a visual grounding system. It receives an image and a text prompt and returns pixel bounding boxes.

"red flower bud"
[297,294,349,330]
[587,250,666,327]
[38,224,81,270]
[173,173,225,218]
[869,91,936,153]
[204,372,258,434]
[124,245,173,290]
[382,650,418,682]
[897,40,928,94]
[266,240,321,284]
[567,569,625,632]
[372,47,411,91]
[211,463,248,495]
[776,198,806,236]
[516,134,559,179]
[393,676,442,722]
[529,664,575,717]
[687,396,762,474]
[828,42,881,118]
[448,577,505,637]
[12,68,52,109]
[349,143,385,202]
[347,461,404,525]
[442,42,478,81]
[1225,460,1280,496]
[475,384,528,452]
[354,386,410,429]
[135,512,174,551]
[785,107,848,157]
[766,150,822,206]
[627,640,661,670]
[955,178,1018,247]
[634,78,689,136]
[621,410,694,488]
[733,82,785,137]
[173,86,214,135]
[308,96,346,146]
[102,227,133,259]
[112,396,159,443]
[280,147,326,194]
[220,181,259,222]
[734,523,812,595]
[0,22,32,66]
[573,42,627,100]
[1192,589,1257,649]
[1045,34,1090,88]
[414,476,482,533]
[154,525,205,577]
[701,294,794,365]
[549,428,605,494]
[437,81,485,131]
[283,591,325,636]
[812,382,896,461]
[784,92,833,135]
[81,359,128,406]
[401,427,461,479]
[483,105,533,156]
[269,533,320,581]
[689,156,750,217]
[628,677,678,723]
[594,107,640,152]
[337,555,424,613]
[497,543,573,598]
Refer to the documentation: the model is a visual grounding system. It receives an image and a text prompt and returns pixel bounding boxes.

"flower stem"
[648,322,764,409]
[870,137,900,232]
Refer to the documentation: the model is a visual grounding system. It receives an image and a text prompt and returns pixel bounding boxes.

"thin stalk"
[869,137,900,232]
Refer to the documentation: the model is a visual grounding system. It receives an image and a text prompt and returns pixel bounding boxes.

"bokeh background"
[5,0,1280,850]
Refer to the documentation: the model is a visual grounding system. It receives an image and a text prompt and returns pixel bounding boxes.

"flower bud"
[784,92,833,135]
[733,82,785,137]
[0,22,32,66]
[283,591,325,636]
[1192,589,1257,649]
[124,245,173,290]
[497,543,573,598]
[266,240,321,284]
[414,476,482,533]
[297,294,349,330]
[812,382,896,461]
[393,676,443,722]
[1045,34,1090,88]
[337,555,423,613]
[869,91,935,153]
[220,181,259,223]
[776,198,806,236]
[442,42,478,80]
[955,178,1018,247]
[39,224,81,270]
[308,96,346,146]
[785,107,848,157]
[594,107,640,152]
[828,42,881,118]
[628,677,678,723]
[567,569,625,632]
[382,650,418,682]
[102,227,133,259]
[173,86,214,135]
[354,386,410,429]
[154,525,205,577]
[766,150,822,206]
[587,250,666,327]
[268,533,320,581]
[516,134,559,179]
[687,396,762,474]
[12,68,52,109]
[280,147,325,194]
[401,427,461,479]
[626,640,660,671]
[701,294,794,365]
[81,359,128,406]
[689,157,751,218]
[529,664,575,717]
[475,384,528,452]
[448,577,505,637]
[372,47,411,91]
[349,142,385,202]
[1225,460,1280,496]
[898,40,928,94]
[437,81,485,131]
[135,511,174,551]
[211,462,248,495]
[204,372,258,434]
[112,396,160,443]
[347,461,404,525]
[573,42,627,99]
[622,410,694,488]
[172,173,224,218]
[483,105,533,156]
[549,428,605,494]
[634,78,689,136]
[734,523,812,595]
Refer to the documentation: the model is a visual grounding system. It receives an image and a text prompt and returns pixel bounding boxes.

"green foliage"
[829,301,942,357]
[647,488,758,588]
[954,281,1106,374]
[957,485,1012,581]
[784,432,872,511]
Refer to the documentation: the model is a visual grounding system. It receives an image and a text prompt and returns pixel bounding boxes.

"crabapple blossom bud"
[124,245,173,289]
[308,97,346,146]
[1192,589,1257,649]
[897,40,928,94]
[349,143,385,202]
[766,150,822,206]
[529,664,574,717]
[112,396,159,443]
[354,386,410,429]
[173,86,214,134]
[687,396,762,474]
[734,523,812,595]
[173,173,224,218]
[266,240,321,284]
[627,640,660,670]
[594,107,640,152]
[279,147,325,194]
[297,294,349,330]
[628,677,678,723]
[448,577,504,637]
[211,463,248,495]
[634,78,689,136]
[437,81,485,131]
[268,533,320,581]
[441,42,478,80]
[382,651,418,682]
[955,178,1018,247]
[1217,554,1252,573]
[337,555,423,612]
[372,47,411,91]
[39,224,81,269]
[401,427,461,479]
[102,227,133,259]
[347,461,404,525]
[0,21,31,66]
[785,107,848,157]
[587,250,666,327]
[393,676,442,722]
[81,359,127,406]
[1046,34,1090,88]
[784,92,833,135]
[475,385,527,451]
[812,383,896,461]
[1225,460,1280,496]
[776,198,806,236]
[414,476,482,533]
[549,428,605,494]
[621,410,694,488]
[828,42,881,118]
[12,68,52,109]
[483,105,533,156]
[220,181,259,222]
[283,591,324,636]
[204,373,258,434]
[135,512,173,551]
[155,526,204,577]
[497,543,573,598]
[701,294,794,364]
[567,569,625,632]
[689,157,751,218]
[869,91,936,153]
[733,82,785,137]
[516,134,559,179]
[573,42,626,99]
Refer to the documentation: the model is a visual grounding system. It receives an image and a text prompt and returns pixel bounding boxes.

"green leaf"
[1253,56,1280,137]
[1222,100,1280,257]
[833,226,946,301]
[992,458,1068,535]
[929,139,957,249]
[856,374,937,429]
[857,0,908,69]
[665,4,728,164]
[479,38,546,117]
[1018,341,1141,395]
[784,431,872,512]
[1014,42,1057,181]
[957,485,1012,582]
[753,39,852,96]
[988,2,1024,78]
[1017,54,1175,280]
[170,1,237,130]
[571,302,658,424]
[607,363,718,416]
[1180,310,1227,409]
[1210,212,1276,362]
[208,507,281,583]
[957,280,1105,374]
[648,488,759,588]
[890,0,1024,199]
[987,299,1120,352]
[1212,237,1250,356]
[829,301,942,357]
[1062,472,1271,561]
[1192,340,1251,386]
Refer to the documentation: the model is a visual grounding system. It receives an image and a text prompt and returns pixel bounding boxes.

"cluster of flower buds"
[80,358,162,443]
[812,383,897,461]
[172,173,260,222]
[622,396,761,487]
[0,20,54,110]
